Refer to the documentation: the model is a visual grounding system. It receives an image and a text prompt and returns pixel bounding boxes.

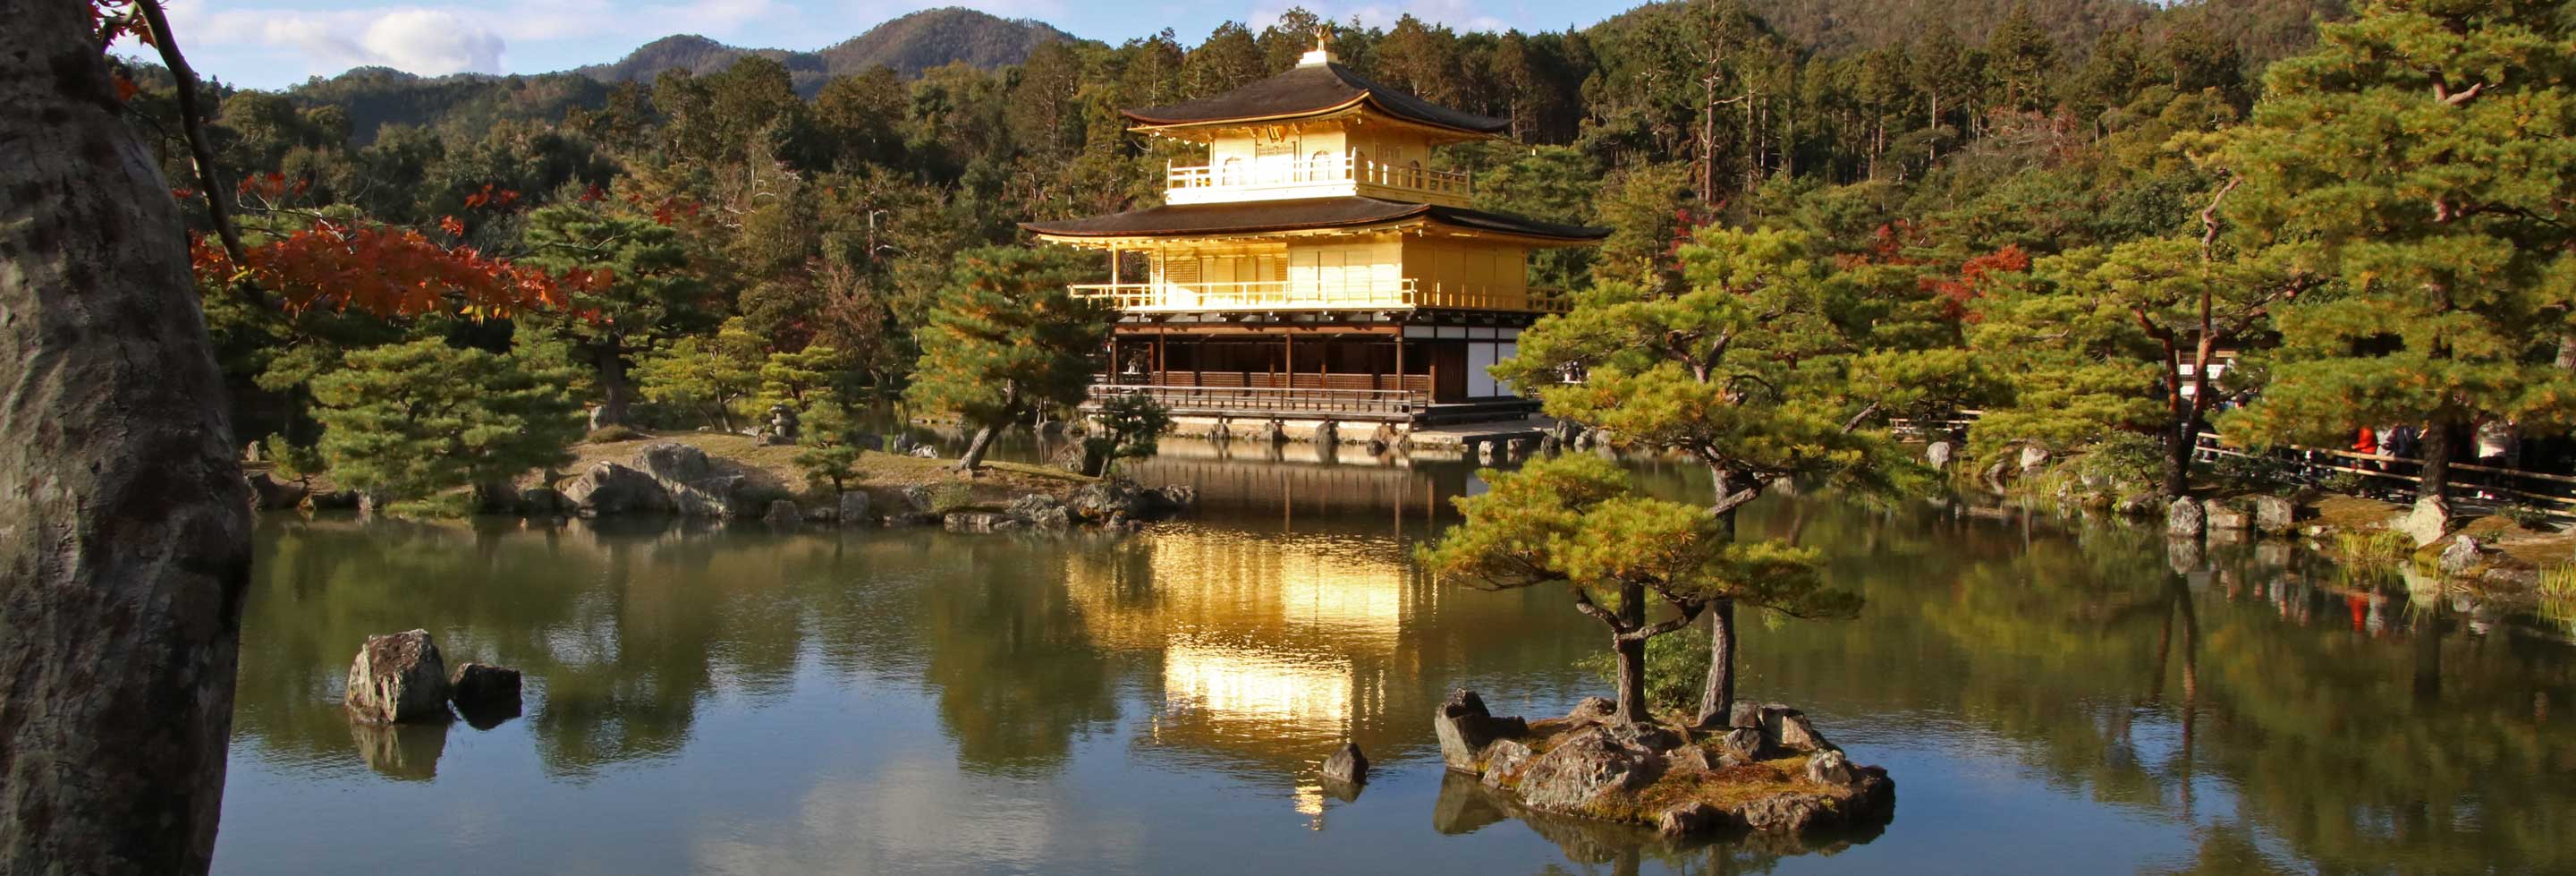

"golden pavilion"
[1022,36,1606,430]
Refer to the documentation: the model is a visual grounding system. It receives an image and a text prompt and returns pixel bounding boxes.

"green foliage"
[1081,393,1173,477]
[924,481,976,515]
[585,424,641,443]
[2496,501,2558,531]
[2215,0,2576,489]
[310,337,584,507]
[902,246,1108,467]
[793,400,867,492]
[261,433,326,485]
[758,344,853,412]
[635,319,766,430]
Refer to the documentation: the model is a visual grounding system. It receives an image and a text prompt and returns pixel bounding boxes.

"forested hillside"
[573,8,1077,89]
[118,0,2399,504]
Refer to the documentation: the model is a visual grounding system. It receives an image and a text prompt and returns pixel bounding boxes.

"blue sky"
[144,0,1631,90]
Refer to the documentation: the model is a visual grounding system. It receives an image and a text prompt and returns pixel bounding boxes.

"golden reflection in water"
[1160,641,1354,729]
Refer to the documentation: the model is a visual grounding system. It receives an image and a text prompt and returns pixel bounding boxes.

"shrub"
[1576,625,1711,714]
[2496,501,2558,531]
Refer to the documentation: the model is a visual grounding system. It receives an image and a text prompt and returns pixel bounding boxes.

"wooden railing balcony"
[1165,155,1470,205]
[1071,279,1567,314]
[1089,382,1425,419]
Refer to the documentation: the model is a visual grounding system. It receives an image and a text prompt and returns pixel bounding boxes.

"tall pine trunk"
[3,4,254,871]
[2161,421,2194,498]
[1612,581,1648,723]
[955,424,999,472]
[2419,417,2453,506]
[592,343,632,427]
[1698,598,1738,727]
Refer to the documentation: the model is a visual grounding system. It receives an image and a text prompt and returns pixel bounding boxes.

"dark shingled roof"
[1021,197,1608,242]
[1123,63,1509,134]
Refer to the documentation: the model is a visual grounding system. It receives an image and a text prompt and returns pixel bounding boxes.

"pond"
[214,442,2576,874]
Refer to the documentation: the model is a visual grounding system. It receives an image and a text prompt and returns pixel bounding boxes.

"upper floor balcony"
[1072,278,1565,314]
[1165,154,1472,208]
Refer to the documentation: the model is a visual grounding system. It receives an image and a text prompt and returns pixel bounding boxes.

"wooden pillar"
[1394,335,1406,395]
[1283,331,1292,391]
[1155,330,1166,383]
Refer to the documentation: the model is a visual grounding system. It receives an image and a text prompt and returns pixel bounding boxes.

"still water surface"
[216,445,2575,874]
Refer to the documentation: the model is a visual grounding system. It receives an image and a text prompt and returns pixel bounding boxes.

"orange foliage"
[1922,245,2032,320]
[191,219,601,319]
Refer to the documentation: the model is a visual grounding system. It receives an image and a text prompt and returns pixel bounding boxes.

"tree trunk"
[2419,417,2453,506]
[1696,597,1738,727]
[2161,421,2193,498]
[592,343,631,427]
[955,424,999,472]
[1612,583,1648,723]
[2,4,254,872]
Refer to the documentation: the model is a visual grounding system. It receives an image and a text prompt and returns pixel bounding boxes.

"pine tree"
[310,336,584,512]
[1420,455,1847,723]
[2214,0,2576,507]
[635,319,765,431]
[903,246,1109,472]
[1987,3,2059,113]
[1495,225,1911,726]
[793,399,865,493]
[519,204,711,427]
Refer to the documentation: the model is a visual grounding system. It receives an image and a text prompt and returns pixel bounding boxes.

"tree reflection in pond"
[217,455,2575,875]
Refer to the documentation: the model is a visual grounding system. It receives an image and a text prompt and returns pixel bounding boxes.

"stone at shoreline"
[2437,534,2487,574]
[944,512,1024,533]
[2166,497,2206,537]
[631,443,754,518]
[1068,481,1147,522]
[245,471,307,511]
[837,490,872,525]
[2204,499,2252,532]
[910,446,939,458]
[1513,725,1663,813]
[1719,727,1765,761]
[1728,701,1764,729]
[763,499,801,525]
[1433,690,1530,773]
[1008,493,1072,529]
[1568,696,1618,724]
[347,630,450,725]
[1925,441,1953,472]
[1321,742,1369,785]
[1761,704,1835,753]
[1806,749,1858,785]
[2018,445,2049,474]
[447,662,521,716]
[564,461,669,516]
[2251,495,2296,534]
[2398,498,2452,548]
[885,511,943,527]
[1657,802,1723,838]
[1479,739,1535,788]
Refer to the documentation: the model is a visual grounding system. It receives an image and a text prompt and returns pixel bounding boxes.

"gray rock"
[1007,493,1068,522]
[944,512,1025,533]
[763,499,802,525]
[2438,534,2488,574]
[1760,704,1833,753]
[1665,744,1715,773]
[1567,696,1618,723]
[1433,690,1530,773]
[633,442,714,482]
[2204,498,2252,532]
[1735,794,1826,833]
[901,485,937,513]
[1657,802,1723,838]
[1513,725,1664,813]
[1718,727,1765,760]
[563,462,669,516]
[2018,445,2050,473]
[1728,701,1764,729]
[2399,497,2452,548]
[1605,720,1683,753]
[1321,742,1368,785]
[245,471,307,510]
[2115,492,2157,516]
[446,662,521,711]
[884,511,943,527]
[2166,496,2207,537]
[2251,495,2296,534]
[1315,421,1339,446]
[669,474,750,518]
[1925,440,1953,471]
[346,630,450,724]
[1479,739,1535,787]
[1144,484,1197,512]
[1805,749,1858,785]
[910,446,939,458]
[1068,481,1148,522]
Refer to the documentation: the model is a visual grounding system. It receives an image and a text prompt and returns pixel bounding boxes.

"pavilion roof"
[1021,196,1607,243]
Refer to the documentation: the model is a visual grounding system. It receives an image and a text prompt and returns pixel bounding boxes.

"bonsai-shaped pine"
[634,318,765,432]
[516,204,714,427]
[2207,0,2576,506]
[310,336,585,514]
[261,432,326,492]
[758,344,852,412]
[1079,392,1173,478]
[793,399,866,493]
[1494,225,1928,727]
[903,246,1108,472]
[1418,455,1854,724]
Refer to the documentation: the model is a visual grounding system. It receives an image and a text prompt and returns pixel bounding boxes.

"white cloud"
[158,4,503,78]
[359,10,505,74]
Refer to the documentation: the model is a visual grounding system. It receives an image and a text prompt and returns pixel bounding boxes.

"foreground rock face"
[1438,692,1894,838]
[347,630,450,724]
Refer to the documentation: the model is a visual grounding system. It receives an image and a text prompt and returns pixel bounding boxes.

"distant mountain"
[572,7,1076,92]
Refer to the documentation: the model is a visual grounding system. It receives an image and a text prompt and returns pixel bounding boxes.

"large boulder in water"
[1067,480,1148,522]
[1513,724,1665,813]
[837,490,873,525]
[346,629,450,724]
[564,462,669,516]
[2250,494,2297,534]
[446,661,522,727]
[1321,742,1369,785]
[1433,690,1531,773]
[2165,497,2206,537]
[631,442,753,517]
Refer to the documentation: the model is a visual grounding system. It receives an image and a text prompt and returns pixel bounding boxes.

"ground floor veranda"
[1095,321,1539,423]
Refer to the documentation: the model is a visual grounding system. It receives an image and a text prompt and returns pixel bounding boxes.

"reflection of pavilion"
[1062,527,1450,776]
[1119,437,1483,532]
